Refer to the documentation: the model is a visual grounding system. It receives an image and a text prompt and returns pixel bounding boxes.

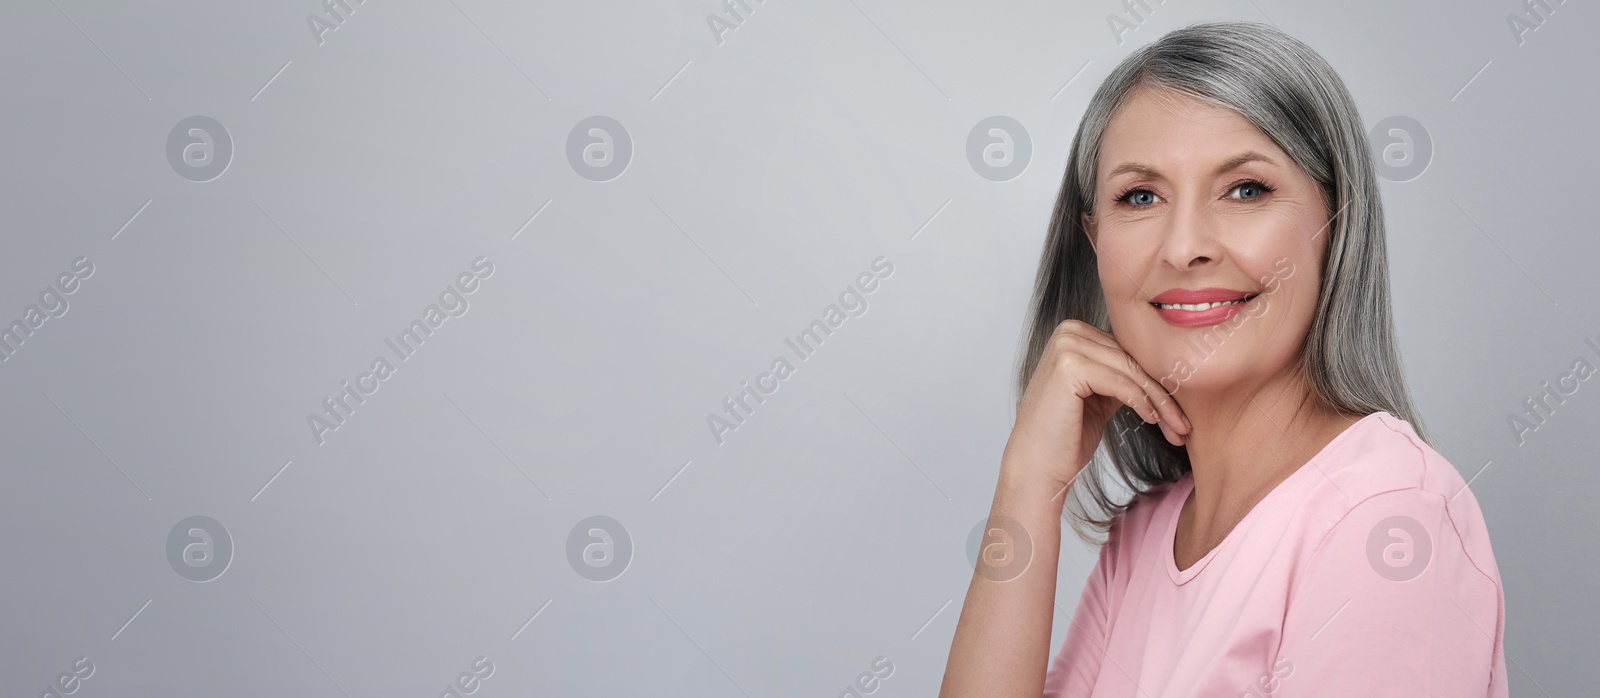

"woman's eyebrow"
[1105,151,1278,180]
[1211,151,1277,175]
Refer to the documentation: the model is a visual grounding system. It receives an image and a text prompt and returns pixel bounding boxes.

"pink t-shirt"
[1041,411,1507,697]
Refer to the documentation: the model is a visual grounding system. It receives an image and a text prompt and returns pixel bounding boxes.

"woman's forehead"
[1099,91,1285,178]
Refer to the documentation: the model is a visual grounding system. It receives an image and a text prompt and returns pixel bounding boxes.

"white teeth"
[1156,297,1249,311]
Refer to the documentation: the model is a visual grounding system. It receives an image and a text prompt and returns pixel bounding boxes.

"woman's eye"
[1117,190,1157,207]
[1229,181,1272,201]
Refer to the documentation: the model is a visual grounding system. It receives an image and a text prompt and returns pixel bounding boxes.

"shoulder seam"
[1378,415,1502,591]
[1292,437,1488,594]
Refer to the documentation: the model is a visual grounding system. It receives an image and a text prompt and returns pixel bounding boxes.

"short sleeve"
[1041,523,1122,698]
[1275,488,1507,697]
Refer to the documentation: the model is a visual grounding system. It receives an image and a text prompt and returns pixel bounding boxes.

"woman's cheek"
[1258,271,1281,294]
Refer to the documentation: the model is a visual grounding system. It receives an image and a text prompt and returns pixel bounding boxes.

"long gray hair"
[1017,21,1430,543]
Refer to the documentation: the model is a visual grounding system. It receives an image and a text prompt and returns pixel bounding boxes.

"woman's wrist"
[996,448,1077,514]
[991,469,1070,535]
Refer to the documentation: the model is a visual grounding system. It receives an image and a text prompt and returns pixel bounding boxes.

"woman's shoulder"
[1306,412,1486,523]
[1293,411,1501,588]
[1277,412,1507,696]
[1311,411,1447,498]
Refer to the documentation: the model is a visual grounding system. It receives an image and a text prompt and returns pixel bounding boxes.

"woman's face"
[1084,87,1330,398]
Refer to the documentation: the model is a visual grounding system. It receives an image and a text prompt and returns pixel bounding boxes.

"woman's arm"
[938,467,1069,697]
[938,320,1188,697]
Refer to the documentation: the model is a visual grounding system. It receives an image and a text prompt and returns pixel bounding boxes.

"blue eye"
[1114,189,1157,208]
[1229,180,1275,200]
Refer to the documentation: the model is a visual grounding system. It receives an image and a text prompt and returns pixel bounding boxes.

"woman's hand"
[1003,319,1191,494]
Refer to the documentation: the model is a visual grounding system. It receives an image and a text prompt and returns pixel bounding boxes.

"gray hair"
[1017,21,1430,543]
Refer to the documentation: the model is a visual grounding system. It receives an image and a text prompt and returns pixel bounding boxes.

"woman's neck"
[1171,374,1356,539]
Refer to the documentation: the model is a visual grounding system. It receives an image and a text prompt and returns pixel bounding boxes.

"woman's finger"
[1054,328,1190,434]
[1073,359,1169,429]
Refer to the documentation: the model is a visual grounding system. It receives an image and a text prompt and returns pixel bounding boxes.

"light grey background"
[1,0,1594,696]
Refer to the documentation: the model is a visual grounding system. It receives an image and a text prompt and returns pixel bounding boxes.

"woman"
[939,22,1506,698]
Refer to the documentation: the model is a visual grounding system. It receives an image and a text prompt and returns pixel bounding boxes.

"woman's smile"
[1149,288,1261,327]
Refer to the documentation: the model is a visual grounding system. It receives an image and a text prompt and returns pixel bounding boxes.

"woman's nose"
[1155,197,1222,270]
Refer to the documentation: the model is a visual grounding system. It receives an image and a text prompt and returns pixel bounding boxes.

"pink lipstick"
[1149,287,1259,328]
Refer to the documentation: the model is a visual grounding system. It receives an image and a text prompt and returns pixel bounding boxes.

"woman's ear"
[1080,210,1097,250]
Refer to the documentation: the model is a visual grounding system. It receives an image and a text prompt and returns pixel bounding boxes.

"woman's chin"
[1141,357,1258,397]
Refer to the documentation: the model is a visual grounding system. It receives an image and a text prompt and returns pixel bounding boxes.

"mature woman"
[939,22,1505,698]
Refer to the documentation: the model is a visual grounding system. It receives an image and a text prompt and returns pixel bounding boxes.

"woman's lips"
[1149,293,1259,328]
